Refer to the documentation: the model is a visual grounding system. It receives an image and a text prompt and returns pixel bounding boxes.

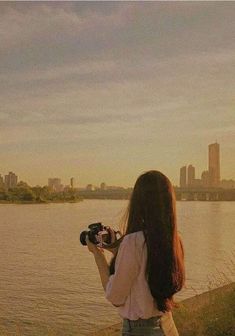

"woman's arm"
[105,234,140,306]
[86,237,110,291]
[86,233,141,307]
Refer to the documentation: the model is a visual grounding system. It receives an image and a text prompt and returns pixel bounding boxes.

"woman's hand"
[86,236,103,255]
[85,236,110,291]
[102,227,121,255]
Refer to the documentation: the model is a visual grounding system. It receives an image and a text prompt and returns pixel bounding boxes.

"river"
[0,200,234,335]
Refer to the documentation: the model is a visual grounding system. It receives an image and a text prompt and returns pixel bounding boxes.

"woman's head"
[124,170,176,235]
[123,170,185,312]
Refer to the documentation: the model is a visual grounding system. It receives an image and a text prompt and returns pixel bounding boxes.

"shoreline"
[1,199,235,204]
[0,199,83,205]
[92,282,235,336]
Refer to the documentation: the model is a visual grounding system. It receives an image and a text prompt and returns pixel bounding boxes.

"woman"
[86,170,185,335]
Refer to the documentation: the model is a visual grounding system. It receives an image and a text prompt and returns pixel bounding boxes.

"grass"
[175,282,235,336]
[93,282,235,336]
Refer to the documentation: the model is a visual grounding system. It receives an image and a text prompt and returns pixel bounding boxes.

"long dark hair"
[110,170,185,312]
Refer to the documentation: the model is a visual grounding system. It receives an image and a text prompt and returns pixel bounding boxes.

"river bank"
[0,199,83,204]
[93,282,235,336]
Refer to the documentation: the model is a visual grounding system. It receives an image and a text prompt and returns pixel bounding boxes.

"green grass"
[174,283,235,336]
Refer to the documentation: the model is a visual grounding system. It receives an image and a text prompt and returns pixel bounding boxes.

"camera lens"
[80,231,88,246]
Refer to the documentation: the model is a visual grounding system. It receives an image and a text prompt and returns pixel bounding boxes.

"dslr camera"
[80,222,120,246]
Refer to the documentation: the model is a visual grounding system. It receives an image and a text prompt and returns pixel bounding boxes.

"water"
[0,200,234,335]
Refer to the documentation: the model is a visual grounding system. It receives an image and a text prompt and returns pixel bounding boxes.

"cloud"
[0,2,235,184]
[1,2,235,72]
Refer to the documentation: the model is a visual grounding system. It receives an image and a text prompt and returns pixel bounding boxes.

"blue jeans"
[122,316,165,336]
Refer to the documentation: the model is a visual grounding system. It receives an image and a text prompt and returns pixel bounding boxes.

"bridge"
[79,187,235,201]
[174,187,235,201]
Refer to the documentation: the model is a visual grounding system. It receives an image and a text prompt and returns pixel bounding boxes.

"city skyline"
[1,141,234,190]
[180,142,222,188]
[1,3,235,187]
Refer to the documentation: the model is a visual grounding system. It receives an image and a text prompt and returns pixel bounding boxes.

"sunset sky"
[0,2,235,187]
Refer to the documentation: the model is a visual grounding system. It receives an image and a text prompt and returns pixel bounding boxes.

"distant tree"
[0,183,81,203]
[0,188,7,201]
[17,181,30,188]
[20,188,36,201]
[9,186,36,202]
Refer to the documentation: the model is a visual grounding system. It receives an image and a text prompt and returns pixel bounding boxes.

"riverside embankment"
[93,282,235,336]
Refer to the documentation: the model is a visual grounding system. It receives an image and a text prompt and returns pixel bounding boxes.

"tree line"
[0,182,81,203]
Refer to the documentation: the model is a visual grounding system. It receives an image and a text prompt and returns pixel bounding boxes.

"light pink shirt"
[105,231,163,320]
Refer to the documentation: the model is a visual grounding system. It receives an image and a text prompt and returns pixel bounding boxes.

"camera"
[80,222,119,246]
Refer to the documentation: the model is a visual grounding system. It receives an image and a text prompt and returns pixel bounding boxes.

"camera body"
[80,222,112,246]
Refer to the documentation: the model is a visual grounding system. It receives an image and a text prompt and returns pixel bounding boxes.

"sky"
[0,2,235,188]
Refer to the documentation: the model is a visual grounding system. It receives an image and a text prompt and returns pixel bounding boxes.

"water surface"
[0,201,234,335]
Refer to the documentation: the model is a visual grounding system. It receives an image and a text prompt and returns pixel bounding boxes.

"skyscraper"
[187,164,195,186]
[4,172,18,189]
[180,166,187,188]
[208,142,220,187]
[201,170,210,187]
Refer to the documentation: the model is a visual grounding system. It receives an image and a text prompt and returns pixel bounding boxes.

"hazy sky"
[0,2,235,187]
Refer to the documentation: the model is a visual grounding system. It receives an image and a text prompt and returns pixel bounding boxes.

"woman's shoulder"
[119,231,145,262]
[122,230,145,246]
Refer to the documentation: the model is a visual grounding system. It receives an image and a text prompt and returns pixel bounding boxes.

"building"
[179,166,187,188]
[70,177,75,189]
[201,170,210,187]
[187,165,195,187]
[64,185,71,192]
[106,185,124,190]
[0,174,4,188]
[86,184,95,191]
[4,172,18,189]
[208,142,220,187]
[48,178,63,192]
[220,179,235,189]
[100,182,107,190]
[192,178,203,188]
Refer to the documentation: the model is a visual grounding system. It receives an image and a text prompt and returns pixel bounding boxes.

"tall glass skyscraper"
[208,142,220,187]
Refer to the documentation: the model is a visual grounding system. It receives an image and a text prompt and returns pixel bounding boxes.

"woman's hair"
[110,170,185,312]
